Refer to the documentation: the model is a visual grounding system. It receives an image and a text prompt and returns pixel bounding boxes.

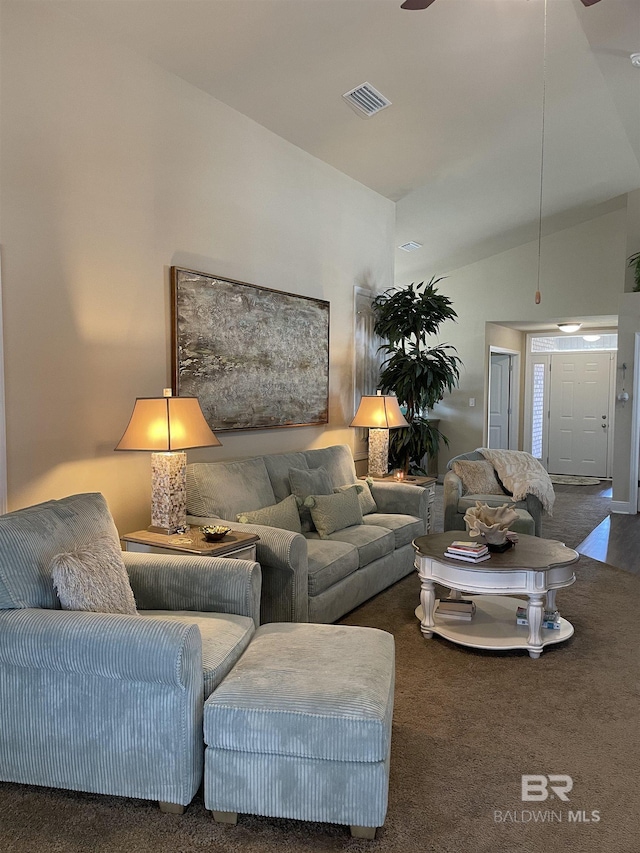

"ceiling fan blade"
[401,0,599,8]
[401,0,437,9]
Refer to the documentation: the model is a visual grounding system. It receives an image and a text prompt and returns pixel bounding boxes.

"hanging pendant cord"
[535,0,548,305]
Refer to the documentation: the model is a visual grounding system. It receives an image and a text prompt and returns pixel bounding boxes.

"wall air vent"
[398,241,423,252]
[342,83,392,118]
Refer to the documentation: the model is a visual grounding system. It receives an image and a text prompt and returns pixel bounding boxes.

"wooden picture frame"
[171,267,330,431]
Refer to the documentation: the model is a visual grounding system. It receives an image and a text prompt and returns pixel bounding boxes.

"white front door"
[547,352,612,476]
[489,353,512,449]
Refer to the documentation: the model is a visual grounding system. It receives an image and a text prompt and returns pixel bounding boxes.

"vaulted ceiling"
[51,0,640,277]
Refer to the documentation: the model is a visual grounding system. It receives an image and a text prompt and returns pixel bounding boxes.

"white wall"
[0,248,7,514]
[0,2,394,533]
[612,292,640,506]
[400,207,627,467]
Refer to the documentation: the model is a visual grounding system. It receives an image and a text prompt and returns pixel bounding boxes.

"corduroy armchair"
[0,493,261,812]
[443,451,543,536]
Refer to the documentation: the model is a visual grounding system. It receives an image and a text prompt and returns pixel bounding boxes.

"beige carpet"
[1,552,639,853]
[541,483,611,550]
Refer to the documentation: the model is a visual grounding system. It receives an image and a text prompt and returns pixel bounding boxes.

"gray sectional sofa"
[187,444,429,624]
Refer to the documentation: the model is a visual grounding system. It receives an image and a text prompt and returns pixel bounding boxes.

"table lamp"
[350,392,409,478]
[115,389,221,534]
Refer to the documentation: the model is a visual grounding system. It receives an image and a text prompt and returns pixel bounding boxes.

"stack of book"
[436,598,476,621]
[444,540,490,563]
[516,606,562,629]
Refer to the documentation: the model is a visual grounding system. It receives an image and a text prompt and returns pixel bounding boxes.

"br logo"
[521,775,573,802]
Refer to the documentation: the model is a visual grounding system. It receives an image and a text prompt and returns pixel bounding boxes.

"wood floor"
[576,485,640,576]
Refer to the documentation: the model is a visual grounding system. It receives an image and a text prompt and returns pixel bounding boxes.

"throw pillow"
[236,493,302,533]
[50,535,137,615]
[452,460,504,496]
[305,489,364,539]
[334,482,377,515]
[288,466,334,531]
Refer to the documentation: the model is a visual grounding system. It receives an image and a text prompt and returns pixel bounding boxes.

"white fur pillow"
[51,535,137,615]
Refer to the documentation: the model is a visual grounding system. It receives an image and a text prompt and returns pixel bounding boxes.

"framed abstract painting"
[171,267,330,431]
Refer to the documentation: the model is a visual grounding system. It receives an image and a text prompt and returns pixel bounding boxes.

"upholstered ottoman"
[203,622,395,839]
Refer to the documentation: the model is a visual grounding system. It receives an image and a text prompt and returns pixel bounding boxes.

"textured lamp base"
[367,428,389,478]
[149,451,187,534]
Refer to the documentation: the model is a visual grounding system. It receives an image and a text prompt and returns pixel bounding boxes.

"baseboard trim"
[610,500,633,514]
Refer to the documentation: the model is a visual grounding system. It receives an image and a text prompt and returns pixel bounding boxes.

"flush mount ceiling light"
[631,54,640,68]
[583,335,601,342]
[557,323,582,333]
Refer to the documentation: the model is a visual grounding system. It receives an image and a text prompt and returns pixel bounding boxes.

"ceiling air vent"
[398,241,423,252]
[342,82,391,118]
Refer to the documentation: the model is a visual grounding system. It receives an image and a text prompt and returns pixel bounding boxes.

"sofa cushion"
[262,452,310,502]
[452,460,504,496]
[289,466,334,532]
[140,611,255,698]
[363,513,424,549]
[289,466,333,499]
[306,538,360,596]
[458,495,519,512]
[186,458,277,521]
[51,535,138,615]
[307,489,363,539]
[335,482,377,515]
[0,493,121,610]
[308,523,394,568]
[237,494,302,533]
[303,445,358,488]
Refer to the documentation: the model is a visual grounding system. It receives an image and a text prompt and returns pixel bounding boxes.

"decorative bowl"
[463,501,519,547]
[200,525,232,542]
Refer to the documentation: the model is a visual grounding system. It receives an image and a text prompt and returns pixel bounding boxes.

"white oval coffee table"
[412,532,578,659]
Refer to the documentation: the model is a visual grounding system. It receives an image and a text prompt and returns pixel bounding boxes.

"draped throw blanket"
[478,448,555,515]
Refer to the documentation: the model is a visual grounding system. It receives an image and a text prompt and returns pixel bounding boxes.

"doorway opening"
[487,347,520,450]
[524,332,617,477]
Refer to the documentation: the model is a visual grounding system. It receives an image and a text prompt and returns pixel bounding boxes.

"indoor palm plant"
[372,277,461,474]
[628,251,640,292]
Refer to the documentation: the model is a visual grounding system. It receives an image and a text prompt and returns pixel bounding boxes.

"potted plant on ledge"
[628,251,640,291]
[372,277,462,475]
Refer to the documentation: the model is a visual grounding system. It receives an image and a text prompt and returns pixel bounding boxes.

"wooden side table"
[121,528,259,561]
[359,474,437,533]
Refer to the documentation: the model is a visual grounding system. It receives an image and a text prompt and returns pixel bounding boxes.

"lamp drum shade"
[115,396,221,452]
[350,395,409,430]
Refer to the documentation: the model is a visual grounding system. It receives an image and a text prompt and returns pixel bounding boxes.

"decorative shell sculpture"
[463,502,519,546]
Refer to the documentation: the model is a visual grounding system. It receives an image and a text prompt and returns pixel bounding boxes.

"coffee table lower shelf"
[415,595,574,655]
